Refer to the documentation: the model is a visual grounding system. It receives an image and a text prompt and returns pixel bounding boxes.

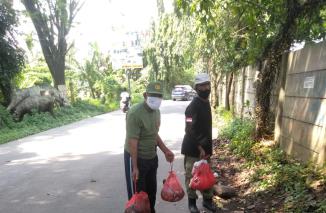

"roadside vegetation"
[213,109,326,212]
[0,100,116,144]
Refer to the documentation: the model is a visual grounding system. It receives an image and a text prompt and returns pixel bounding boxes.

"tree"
[144,13,196,93]
[175,0,251,110]
[253,0,326,138]
[0,0,25,106]
[71,43,122,103]
[22,0,82,91]
[176,0,326,138]
[77,43,111,99]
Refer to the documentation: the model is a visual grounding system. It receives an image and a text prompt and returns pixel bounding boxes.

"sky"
[14,0,173,61]
[70,0,158,59]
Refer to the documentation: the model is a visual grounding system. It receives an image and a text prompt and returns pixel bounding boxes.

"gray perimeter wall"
[217,41,326,165]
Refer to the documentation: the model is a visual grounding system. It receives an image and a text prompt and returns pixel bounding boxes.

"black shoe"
[203,198,218,212]
[188,198,200,213]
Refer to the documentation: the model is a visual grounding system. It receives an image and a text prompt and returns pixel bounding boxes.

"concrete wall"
[230,70,243,115]
[217,65,258,117]
[217,40,326,165]
[277,41,326,165]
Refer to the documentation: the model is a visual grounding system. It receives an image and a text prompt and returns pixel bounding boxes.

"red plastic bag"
[189,160,216,191]
[161,170,185,202]
[124,191,151,213]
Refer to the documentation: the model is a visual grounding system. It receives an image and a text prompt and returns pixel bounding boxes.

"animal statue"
[7,85,66,122]
[13,95,56,121]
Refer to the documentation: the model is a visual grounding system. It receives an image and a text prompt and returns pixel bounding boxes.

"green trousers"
[184,156,214,200]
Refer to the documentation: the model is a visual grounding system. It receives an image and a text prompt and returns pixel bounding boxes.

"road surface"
[0,100,213,213]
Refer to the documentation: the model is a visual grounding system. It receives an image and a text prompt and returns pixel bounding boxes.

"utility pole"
[126,68,131,95]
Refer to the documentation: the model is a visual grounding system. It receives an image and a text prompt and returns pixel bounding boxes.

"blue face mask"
[146,97,162,110]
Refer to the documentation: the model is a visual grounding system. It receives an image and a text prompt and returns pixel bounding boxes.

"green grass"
[0,100,118,144]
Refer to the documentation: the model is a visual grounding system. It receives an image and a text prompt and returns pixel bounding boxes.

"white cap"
[194,73,210,85]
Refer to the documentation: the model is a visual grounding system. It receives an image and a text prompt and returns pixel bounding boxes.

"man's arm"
[156,134,174,162]
[128,138,139,181]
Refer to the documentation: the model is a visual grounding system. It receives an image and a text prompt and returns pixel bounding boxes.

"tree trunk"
[52,56,66,87]
[225,74,229,110]
[210,69,220,109]
[88,81,96,99]
[22,0,76,95]
[68,81,75,103]
[231,73,236,115]
[255,59,278,138]
[225,72,233,110]
[0,82,12,107]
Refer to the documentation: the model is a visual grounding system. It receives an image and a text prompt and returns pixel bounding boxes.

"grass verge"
[0,99,118,144]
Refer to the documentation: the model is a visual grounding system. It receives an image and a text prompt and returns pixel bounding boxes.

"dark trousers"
[124,150,158,213]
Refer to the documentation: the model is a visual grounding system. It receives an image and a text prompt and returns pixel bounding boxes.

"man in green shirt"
[124,82,174,213]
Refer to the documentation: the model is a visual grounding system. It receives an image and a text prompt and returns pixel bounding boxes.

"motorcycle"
[120,97,131,113]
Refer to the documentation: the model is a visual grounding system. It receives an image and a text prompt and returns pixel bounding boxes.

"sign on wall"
[303,76,315,89]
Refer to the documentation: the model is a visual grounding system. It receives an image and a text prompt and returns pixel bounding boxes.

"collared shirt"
[124,102,161,159]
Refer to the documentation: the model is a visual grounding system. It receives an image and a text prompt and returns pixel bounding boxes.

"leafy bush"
[216,107,233,123]
[0,105,15,128]
[219,117,255,158]
[219,118,254,141]
[16,63,52,88]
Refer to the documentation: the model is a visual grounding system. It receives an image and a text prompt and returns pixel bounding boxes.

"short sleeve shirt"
[124,102,161,159]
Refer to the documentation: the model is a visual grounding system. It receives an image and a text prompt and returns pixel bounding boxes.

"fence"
[217,41,326,165]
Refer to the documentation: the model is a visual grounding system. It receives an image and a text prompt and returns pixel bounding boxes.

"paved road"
[0,100,207,213]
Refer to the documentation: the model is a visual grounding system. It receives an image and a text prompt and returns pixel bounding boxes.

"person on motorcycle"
[120,88,131,112]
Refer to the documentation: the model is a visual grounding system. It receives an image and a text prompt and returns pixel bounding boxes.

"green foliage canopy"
[72,43,121,104]
[176,0,326,66]
[175,0,326,137]
[0,1,25,105]
[22,0,82,86]
[143,14,197,93]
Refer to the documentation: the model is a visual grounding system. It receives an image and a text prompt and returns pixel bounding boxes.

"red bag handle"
[170,162,173,172]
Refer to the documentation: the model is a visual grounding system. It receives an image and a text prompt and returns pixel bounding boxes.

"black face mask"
[197,89,211,99]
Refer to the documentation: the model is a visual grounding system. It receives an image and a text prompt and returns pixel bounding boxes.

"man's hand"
[164,150,174,163]
[198,145,206,159]
[156,135,174,163]
[132,167,139,182]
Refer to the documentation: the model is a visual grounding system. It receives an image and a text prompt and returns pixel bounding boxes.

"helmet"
[194,73,210,86]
